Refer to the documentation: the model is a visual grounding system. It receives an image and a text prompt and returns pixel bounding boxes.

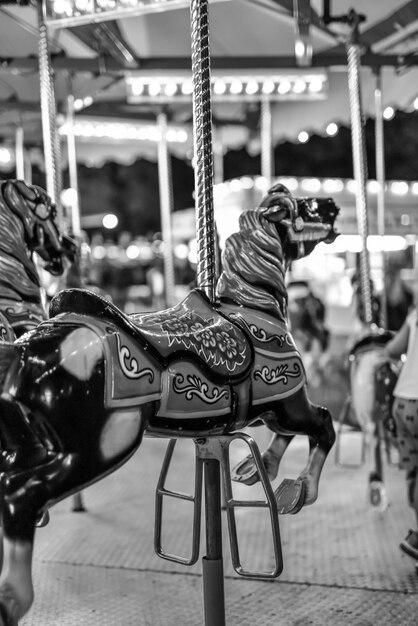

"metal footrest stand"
[335,395,367,468]
[154,432,283,626]
[155,438,203,566]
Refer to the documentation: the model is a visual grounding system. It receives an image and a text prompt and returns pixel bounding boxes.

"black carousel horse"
[0,183,339,625]
[0,179,76,340]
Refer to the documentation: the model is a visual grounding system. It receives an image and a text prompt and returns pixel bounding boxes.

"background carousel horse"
[0,179,76,339]
[336,326,401,509]
[0,183,339,625]
[334,272,401,509]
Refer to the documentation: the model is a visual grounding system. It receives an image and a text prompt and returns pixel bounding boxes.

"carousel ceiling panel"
[116,1,335,59]
[0,0,417,164]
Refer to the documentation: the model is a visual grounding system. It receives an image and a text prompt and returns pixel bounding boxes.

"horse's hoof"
[274,478,306,514]
[36,509,50,528]
[230,454,259,486]
[0,599,17,626]
[369,481,388,511]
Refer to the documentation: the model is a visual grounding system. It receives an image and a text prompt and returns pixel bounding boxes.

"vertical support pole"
[15,125,25,180]
[65,90,86,510]
[37,0,62,221]
[260,98,273,186]
[202,459,225,626]
[190,1,225,624]
[346,13,373,325]
[66,89,81,237]
[213,126,224,185]
[374,69,387,328]
[157,111,176,307]
[24,153,32,184]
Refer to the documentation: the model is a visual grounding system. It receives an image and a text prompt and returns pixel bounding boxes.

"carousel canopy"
[0,0,417,165]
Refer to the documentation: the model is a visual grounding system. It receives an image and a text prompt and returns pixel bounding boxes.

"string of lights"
[125,71,328,103]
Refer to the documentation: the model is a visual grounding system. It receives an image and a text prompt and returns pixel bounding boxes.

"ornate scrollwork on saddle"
[50,288,253,383]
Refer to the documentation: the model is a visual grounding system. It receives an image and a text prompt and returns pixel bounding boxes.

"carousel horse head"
[216,182,339,321]
[0,183,341,625]
[0,180,76,336]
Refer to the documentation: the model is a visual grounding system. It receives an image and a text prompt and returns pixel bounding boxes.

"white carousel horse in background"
[337,328,400,509]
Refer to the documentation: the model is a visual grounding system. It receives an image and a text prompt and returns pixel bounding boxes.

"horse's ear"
[13,180,37,202]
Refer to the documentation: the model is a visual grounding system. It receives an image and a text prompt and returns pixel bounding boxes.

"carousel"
[0,1,417,625]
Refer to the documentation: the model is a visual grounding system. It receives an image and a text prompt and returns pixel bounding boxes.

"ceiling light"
[326,122,338,136]
[245,80,259,95]
[126,71,328,103]
[102,214,118,229]
[383,106,395,120]
[262,80,275,95]
[292,79,306,94]
[277,80,291,95]
[229,80,243,95]
[298,131,309,143]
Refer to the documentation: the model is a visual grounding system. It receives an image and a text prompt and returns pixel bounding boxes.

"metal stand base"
[202,556,226,626]
[154,433,283,626]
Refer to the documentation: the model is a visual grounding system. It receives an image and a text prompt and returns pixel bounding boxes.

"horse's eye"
[35,203,49,220]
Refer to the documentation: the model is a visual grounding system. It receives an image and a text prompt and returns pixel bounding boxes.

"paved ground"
[19,422,418,626]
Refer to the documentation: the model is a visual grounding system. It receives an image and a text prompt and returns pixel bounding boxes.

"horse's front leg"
[0,451,76,625]
[0,487,36,626]
[0,531,34,626]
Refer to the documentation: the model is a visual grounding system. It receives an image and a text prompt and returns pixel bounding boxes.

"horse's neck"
[0,249,42,305]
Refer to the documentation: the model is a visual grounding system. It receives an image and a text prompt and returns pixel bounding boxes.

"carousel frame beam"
[66,22,139,69]
[1,53,417,75]
[251,0,330,35]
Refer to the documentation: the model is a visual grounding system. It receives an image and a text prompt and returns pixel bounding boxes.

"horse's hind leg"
[231,427,294,485]
[0,453,77,625]
[295,405,335,503]
[260,390,335,513]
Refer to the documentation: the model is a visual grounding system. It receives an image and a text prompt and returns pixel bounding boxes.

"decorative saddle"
[50,288,253,383]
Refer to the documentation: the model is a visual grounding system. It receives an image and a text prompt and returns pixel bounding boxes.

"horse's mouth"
[283,219,335,243]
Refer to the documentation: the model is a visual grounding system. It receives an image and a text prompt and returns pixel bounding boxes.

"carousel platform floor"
[20,426,418,626]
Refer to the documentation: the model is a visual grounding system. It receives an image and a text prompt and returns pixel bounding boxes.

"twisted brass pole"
[374,69,387,328]
[190,0,216,301]
[346,14,373,325]
[38,0,62,221]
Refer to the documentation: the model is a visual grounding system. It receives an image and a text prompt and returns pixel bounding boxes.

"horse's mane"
[0,194,42,304]
[216,208,287,321]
